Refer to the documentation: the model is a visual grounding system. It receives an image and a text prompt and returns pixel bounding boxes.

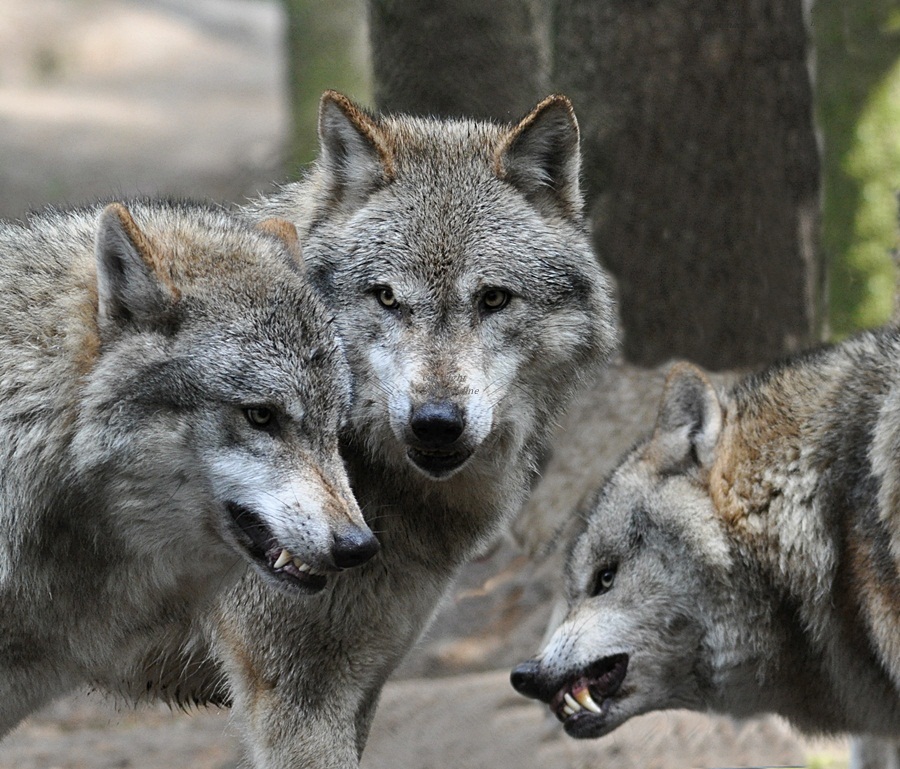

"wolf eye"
[374,286,399,310]
[481,288,510,312]
[589,566,617,597]
[244,407,274,429]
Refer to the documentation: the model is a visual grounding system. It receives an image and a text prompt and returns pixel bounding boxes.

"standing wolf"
[0,200,377,736]
[204,92,617,767]
[512,334,900,738]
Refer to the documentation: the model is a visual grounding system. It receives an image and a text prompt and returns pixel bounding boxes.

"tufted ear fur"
[494,94,583,219]
[258,217,303,270]
[94,203,176,334]
[648,362,723,472]
[317,90,394,212]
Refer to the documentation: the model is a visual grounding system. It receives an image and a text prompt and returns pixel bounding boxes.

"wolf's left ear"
[494,94,582,219]
[257,217,304,270]
[318,90,393,212]
[95,203,175,333]
[649,363,723,472]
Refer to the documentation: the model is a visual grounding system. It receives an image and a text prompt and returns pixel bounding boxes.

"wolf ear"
[649,363,723,471]
[318,91,393,211]
[257,217,304,270]
[495,94,582,219]
[94,203,175,332]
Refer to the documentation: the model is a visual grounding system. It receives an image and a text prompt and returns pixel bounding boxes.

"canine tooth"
[562,704,576,717]
[273,549,292,569]
[563,692,582,712]
[574,688,602,714]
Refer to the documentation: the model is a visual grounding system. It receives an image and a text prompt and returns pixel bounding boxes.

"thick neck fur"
[706,334,900,734]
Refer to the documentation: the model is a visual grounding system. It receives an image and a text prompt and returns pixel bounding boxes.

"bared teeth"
[563,692,582,712]
[273,548,292,569]
[574,687,602,714]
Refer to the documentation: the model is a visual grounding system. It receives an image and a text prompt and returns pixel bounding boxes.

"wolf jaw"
[549,654,629,737]
[225,502,329,592]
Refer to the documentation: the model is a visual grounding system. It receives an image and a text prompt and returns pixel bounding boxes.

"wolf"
[511,334,900,739]
[0,200,377,736]
[196,91,618,767]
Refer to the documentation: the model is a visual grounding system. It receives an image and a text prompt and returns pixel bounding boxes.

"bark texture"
[368,0,551,121]
[553,0,823,367]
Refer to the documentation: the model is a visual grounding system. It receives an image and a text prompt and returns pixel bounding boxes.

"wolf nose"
[410,401,465,446]
[510,660,545,700]
[331,526,380,569]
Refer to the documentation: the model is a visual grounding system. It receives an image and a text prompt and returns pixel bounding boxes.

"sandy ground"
[0,1,852,767]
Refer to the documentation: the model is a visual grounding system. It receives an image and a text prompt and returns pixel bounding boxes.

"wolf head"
[73,202,377,595]
[275,92,616,481]
[511,363,737,737]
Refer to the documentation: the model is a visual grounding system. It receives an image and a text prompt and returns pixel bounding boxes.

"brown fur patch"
[258,218,303,268]
[709,397,801,527]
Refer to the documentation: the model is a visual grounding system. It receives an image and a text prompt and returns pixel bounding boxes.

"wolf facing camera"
[208,91,618,768]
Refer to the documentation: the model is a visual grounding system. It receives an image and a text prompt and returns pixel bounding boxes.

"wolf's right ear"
[648,363,723,472]
[94,203,175,333]
[317,91,393,211]
[495,94,582,219]
[257,217,304,270]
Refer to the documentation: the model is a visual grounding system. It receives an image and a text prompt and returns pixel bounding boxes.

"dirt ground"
[0,1,852,767]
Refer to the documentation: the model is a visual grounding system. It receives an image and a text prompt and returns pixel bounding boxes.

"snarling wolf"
[512,335,900,739]
[206,92,618,767]
[0,200,375,735]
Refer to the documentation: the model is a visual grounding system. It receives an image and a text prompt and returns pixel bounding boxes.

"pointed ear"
[94,203,175,332]
[257,217,303,270]
[649,363,723,471]
[494,94,582,219]
[317,91,393,211]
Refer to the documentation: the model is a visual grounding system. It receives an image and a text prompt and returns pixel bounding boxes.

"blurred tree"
[553,0,822,369]
[282,0,371,171]
[367,0,550,120]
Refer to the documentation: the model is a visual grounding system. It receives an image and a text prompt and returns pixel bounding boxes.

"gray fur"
[213,92,618,767]
[0,199,372,734]
[513,330,900,739]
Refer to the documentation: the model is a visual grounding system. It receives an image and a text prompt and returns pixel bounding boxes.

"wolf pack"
[1,88,898,767]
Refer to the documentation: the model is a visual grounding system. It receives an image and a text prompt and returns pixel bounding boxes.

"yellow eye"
[375,286,398,309]
[244,407,273,428]
[481,288,510,312]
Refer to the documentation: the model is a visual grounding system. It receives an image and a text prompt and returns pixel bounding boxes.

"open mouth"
[550,654,629,738]
[225,502,328,593]
[406,446,472,476]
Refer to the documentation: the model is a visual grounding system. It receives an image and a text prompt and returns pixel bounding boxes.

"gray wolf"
[0,200,376,736]
[511,335,900,738]
[207,91,617,767]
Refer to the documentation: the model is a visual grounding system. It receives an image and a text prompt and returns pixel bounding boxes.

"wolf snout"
[409,400,465,447]
[331,525,380,569]
[510,659,553,702]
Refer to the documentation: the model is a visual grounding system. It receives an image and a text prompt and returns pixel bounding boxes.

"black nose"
[410,401,465,447]
[510,660,545,700]
[331,526,380,569]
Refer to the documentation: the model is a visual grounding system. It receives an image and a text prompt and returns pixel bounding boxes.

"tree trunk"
[367,0,550,121]
[553,0,823,368]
